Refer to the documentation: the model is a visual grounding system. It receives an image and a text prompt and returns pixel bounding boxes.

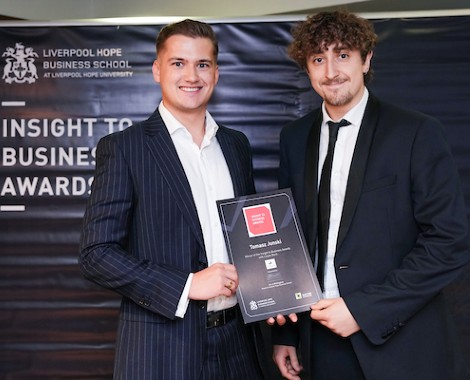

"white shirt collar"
[158,101,219,142]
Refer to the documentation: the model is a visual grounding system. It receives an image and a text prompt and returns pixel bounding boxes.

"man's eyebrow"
[167,57,213,63]
[334,45,351,52]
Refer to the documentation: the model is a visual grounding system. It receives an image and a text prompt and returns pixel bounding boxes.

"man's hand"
[310,297,360,337]
[267,313,298,326]
[189,262,238,300]
[273,345,302,380]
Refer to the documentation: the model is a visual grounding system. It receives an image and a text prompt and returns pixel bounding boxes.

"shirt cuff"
[175,273,193,318]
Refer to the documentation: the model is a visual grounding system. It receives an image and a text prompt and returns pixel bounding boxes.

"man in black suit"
[79,19,265,380]
[270,10,470,380]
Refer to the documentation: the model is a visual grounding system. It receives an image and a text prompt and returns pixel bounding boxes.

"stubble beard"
[324,89,353,108]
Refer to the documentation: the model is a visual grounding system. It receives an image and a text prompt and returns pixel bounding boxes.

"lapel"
[337,94,380,249]
[143,109,205,250]
[216,128,244,197]
[304,111,323,254]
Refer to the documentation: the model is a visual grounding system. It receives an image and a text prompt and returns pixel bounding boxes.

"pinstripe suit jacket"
[79,108,258,379]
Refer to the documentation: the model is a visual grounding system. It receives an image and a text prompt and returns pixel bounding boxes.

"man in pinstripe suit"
[79,19,266,380]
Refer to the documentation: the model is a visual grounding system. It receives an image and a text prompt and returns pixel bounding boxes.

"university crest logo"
[249,300,258,311]
[2,43,39,84]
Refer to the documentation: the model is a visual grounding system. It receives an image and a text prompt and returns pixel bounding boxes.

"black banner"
[1,16,469,379]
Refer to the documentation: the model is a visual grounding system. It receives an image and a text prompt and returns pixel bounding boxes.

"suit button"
[139,297,150,307]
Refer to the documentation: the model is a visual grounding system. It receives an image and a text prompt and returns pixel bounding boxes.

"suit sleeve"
[345,117,470,345]
[78,134,188,320]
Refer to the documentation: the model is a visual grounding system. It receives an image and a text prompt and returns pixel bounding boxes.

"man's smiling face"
[153,34,219,120]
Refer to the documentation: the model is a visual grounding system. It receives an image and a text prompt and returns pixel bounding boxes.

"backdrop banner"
[1,16,469,379]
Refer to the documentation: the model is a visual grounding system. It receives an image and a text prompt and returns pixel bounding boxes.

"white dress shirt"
[318,89,369,298]
[158,102,237,316]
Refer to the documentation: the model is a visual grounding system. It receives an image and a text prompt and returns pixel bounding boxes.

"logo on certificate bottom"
[243,203,277,237]
[265,258,277,270]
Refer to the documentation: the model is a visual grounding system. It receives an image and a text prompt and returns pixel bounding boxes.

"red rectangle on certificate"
[243,203,277,237]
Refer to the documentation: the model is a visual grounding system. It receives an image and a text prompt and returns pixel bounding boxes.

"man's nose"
[183,65,198,81]
[325,60,338,79]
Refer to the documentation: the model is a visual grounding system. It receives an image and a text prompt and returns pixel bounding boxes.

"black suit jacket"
[275,93,470,379]
[79,109,266,379]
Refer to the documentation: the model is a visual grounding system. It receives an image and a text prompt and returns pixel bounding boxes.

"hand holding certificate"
[217,188,322,323]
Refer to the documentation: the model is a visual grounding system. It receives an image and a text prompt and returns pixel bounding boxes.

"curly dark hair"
[288,11,378,83]
[156,19,218,61]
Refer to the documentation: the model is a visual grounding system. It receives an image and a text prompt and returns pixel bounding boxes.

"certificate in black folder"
[217,188,322,323]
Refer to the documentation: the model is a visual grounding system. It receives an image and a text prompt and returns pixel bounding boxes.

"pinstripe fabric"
[201,316,264,380]
[79,109,260,379]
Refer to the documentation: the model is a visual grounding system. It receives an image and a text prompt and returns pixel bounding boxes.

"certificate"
[217,188,322,323]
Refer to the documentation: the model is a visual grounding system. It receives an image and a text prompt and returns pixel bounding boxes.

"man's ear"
[364,51,373,74]
[152,59,160,83]
[215,65,219,85]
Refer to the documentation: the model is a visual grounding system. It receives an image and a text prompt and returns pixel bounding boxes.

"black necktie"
[317,119,350,289]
